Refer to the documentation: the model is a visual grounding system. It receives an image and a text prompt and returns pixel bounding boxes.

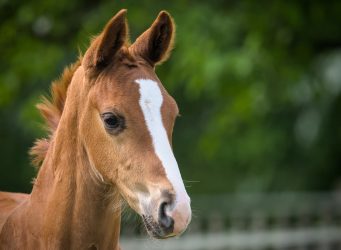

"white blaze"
[135,79,189,205]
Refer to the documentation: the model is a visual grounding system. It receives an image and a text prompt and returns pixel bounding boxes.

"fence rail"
[121,192,341,250]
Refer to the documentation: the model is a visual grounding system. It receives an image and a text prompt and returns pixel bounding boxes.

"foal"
[0,9,191,249]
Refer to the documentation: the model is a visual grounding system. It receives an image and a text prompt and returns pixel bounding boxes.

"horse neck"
[30,67,121,249]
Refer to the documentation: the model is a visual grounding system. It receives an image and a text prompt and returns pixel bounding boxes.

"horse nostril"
[158,201,174,233]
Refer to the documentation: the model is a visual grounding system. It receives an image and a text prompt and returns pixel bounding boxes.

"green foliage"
[1,0,341,194]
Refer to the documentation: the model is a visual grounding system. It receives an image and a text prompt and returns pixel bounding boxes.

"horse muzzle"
[140,190,191,239]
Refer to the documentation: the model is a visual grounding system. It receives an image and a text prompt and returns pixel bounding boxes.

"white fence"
[121,192,341,250]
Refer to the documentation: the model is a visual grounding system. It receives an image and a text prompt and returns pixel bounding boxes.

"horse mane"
[30,58,81,168]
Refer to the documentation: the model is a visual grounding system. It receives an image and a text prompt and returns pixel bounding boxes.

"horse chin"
[141,215,175,239]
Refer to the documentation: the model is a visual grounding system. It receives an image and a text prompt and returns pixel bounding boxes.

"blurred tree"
[0,0,341,194]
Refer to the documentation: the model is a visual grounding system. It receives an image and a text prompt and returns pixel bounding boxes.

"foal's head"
[79,10,191,238]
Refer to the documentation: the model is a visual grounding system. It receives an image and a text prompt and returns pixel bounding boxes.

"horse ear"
[130,11,175,66]
[84,9,128,69]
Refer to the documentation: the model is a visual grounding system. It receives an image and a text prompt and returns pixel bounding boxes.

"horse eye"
[105,115,119,128]
[101,112,125,133]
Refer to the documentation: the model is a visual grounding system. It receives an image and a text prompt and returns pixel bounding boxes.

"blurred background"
[1,0,341,249]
